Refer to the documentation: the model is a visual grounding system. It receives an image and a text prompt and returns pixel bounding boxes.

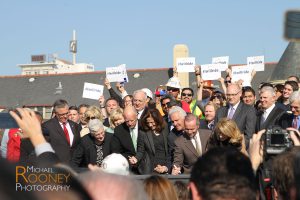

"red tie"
[63,123,70,145]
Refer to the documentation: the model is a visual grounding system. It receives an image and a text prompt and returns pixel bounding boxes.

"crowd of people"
[1,66,300,200]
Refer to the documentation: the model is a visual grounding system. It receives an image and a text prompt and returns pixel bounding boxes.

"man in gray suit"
[172,113,211,175]
[215,84,256,149]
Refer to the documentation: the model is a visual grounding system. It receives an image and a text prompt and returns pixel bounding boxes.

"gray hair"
[185,113,200,126]
[168,106,187,118]
[260,86,275,97]
[289,91,300,104]
[133,90,147,100]
[88,119,104,133]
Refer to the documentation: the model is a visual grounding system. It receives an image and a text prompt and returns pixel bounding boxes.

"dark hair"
[141,108,166,132]
[173,181,189,200]
[190,147,256,194]
[160,94,174,104]
[53,99,68,111]
[259,82,273,89]
[288,75,300,83]
[105,97,119,106]
[242,86,256,96]
[274,84,284,93]
[69,105,78,111]
[34,111,43,121]
[284,80,299,91]
[181,88,194,97]
[78,104,90,110]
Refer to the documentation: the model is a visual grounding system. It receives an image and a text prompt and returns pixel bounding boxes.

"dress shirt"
[227,101,240,118]
[59,122,74,146]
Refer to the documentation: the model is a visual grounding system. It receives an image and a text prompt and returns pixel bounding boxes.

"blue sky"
[0,1,298,75]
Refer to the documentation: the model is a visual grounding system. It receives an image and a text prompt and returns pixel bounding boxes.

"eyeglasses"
[225,80,231,84]
[56,112,69,117]
[226,90,241,97]
[212,95,222,99]
[167,88,179,92]
[182,93,192,97]
[125,119,137,123]
[86,116,96,121]
[161,102,170,106]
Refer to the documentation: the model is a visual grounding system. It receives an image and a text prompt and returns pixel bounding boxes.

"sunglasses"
[86,116,96,121]
[167,88,179,92]
[224,80,231,84]
[212,95,222,99]
[182,93,192,97]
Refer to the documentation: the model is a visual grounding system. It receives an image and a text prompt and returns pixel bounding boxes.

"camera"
[264,126,293,155]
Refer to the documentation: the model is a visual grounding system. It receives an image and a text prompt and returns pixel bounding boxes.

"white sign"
[231,65,252,86]
[106,64,129,83]
[247,56,264,71]
[82,82,104,100]
[201,64,222,80]
[212,56,229,71]
[176,57,195,72]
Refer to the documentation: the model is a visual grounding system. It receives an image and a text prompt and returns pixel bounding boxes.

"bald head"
[226,84,242,106]
[123,106,138,129]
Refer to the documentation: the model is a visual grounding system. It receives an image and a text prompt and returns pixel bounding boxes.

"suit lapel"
[184,136,198,157]
[162,128,169,156]
[69,121,78,147]
[232,102,242,120]
[124,125,136,153]
[146,131,155,154]
[54,118,69,145]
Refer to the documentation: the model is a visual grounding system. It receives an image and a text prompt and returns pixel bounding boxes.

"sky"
[0,1,299,75]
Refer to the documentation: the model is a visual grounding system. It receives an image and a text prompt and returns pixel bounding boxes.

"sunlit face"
[226,85,242,106]
[133,92,147,111]
[181,89,193,104]
[243,91,256,106]
[123,96,133,107]
[167,87,180,99]
[79,107,88,124]
[69,109,80,123]
[91,128,105,143]
[55,106,69,124]
[260,91,275,110]
[291,101,300,116]
[170,112,185,131]
[113,116,125,127]
[184,119,198,138]
[283,84,293,99]
[146,117,157,131]
[204,105,215,122]
[106,99,119,115]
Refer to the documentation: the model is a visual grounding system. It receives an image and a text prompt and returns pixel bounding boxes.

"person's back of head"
[79,171,146,200]
[144,175,178,200]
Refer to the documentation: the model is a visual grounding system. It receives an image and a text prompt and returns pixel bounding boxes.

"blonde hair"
[84,106,103,122]
[214,118,243,145]
[109,108,124,128]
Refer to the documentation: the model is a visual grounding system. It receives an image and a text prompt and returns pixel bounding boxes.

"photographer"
[249,128,300,200]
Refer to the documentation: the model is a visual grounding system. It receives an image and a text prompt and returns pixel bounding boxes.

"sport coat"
[71,132,113,168]
[256,105,286,132]
[173,129,211,174]
[277,112,300,130]
[136,127,171,174]
[42,117,81,163]
[110,122,137,158]
[215,102,257,148]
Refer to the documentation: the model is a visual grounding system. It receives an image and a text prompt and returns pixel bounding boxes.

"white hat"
[101,153,129,176]
[142,88,153,99]
[166,77,181,89]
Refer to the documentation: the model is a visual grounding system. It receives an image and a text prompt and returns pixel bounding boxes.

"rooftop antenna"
[69,30,77,65]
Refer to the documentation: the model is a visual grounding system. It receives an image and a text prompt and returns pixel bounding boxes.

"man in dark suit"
[111,106,139,173]
[199,102,216,130]
[42,99,81,163]
[256,86,286,132]
[71,119,113,169]
[277,91,300,130]
[172,114,211,174]
[133,90,148,120]
[215,84,256,148]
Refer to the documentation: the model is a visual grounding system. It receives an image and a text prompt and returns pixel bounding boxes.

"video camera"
[264,126,293,155]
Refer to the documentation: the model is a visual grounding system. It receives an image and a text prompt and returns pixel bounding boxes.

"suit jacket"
[136,127,171,174]
[110,122,137,158]
[215,102,257,148]
[277,112,300,130]
[173,129,211,174]
[255,105,286,132]
[42,117,81,163]
[71,132,113,168]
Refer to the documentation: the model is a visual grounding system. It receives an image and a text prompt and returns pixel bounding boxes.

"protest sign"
[176,57,195,72]
[82,82,104,100]
[212,56,229,71]
[247,56,264,71]
[201,64,222,80]
[231,65,252,86]
[106,64,129,83]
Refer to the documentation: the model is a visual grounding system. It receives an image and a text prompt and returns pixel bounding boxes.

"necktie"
[292,116,298,129]
[228,107,235,119]
[194,135,202,156]
[131,128,137,151]
[63,123,70,145]
[261,111,267,124]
